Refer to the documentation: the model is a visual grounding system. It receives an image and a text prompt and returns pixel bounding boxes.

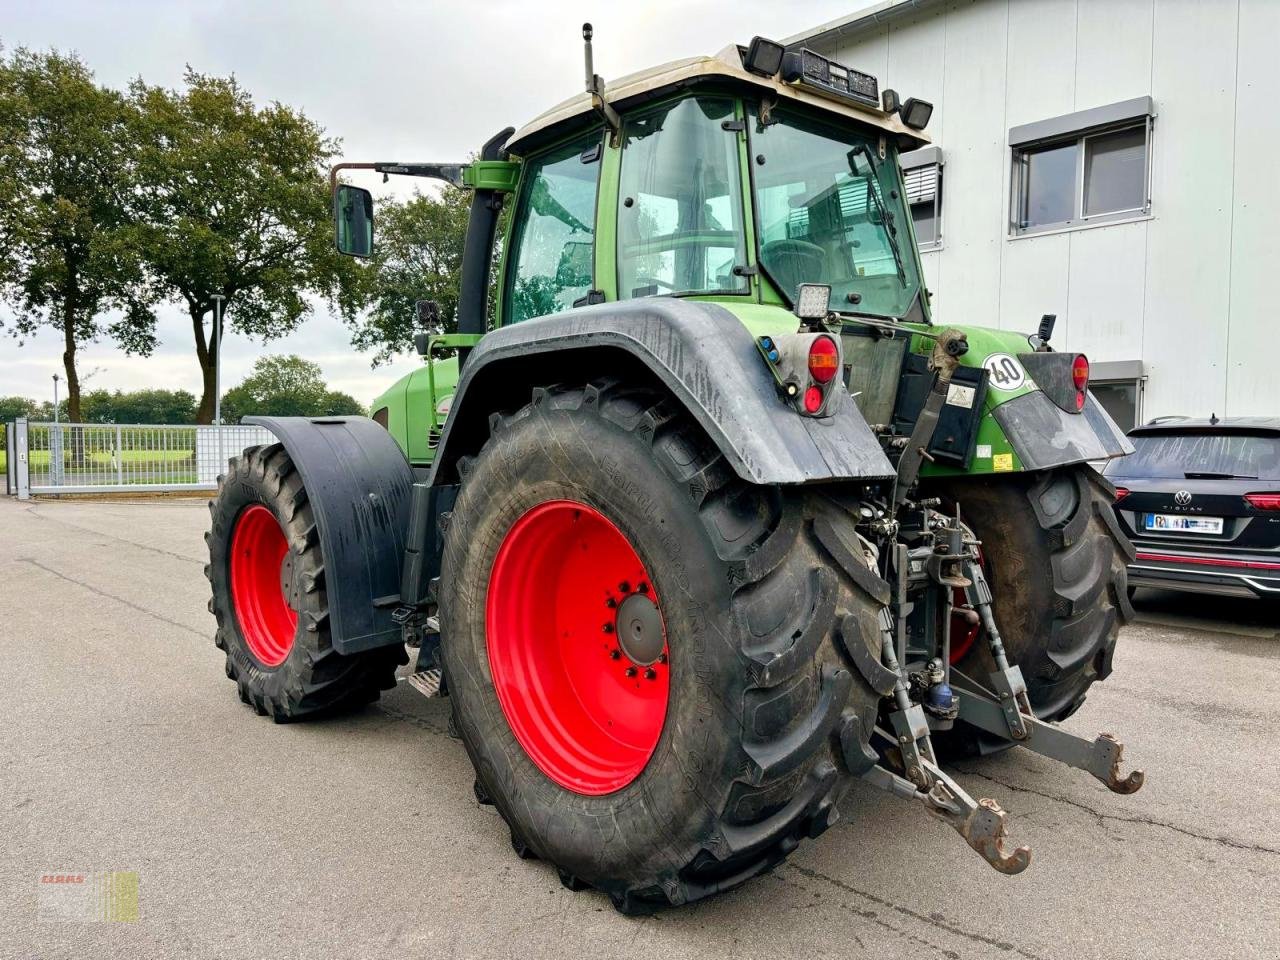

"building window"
[901,146,942,250]
[1088,361,1146,433]
[1009,97,1154,236]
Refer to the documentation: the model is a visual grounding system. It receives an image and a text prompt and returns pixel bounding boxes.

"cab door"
[499,130,604,326]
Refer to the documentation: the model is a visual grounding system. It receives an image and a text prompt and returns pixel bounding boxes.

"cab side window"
[504,133,602,324]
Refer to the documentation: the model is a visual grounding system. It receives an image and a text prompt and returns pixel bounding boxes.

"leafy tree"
[219,354,360,422]
[127,70,359,423]
[348,186,470,365]
[322,390,365,417]
[0,395,42,421]
[77,388,197,424]
[0,48,156,424]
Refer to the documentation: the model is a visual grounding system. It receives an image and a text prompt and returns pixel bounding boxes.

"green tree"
[219,354,357,422]
[0,48,156,424]
[348,186,470,365]
[77,388,197,424]
[0,395,42,421]
[127,70,359,423]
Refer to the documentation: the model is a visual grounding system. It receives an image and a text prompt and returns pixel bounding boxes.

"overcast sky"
[1,0,866,407]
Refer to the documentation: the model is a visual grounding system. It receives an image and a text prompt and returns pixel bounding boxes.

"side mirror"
[334,183,374,258]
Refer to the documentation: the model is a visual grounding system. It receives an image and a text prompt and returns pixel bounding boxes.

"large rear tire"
[205,442,406,721]
[439,381,889,912]
[930,465,1134,732]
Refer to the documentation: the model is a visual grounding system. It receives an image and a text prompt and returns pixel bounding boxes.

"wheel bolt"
[609,649,621,660]
[603,623,614,634]
[619,581,631,594]
[638,582,649,594]
[625,667,637,678]
[657,652,667,664]
[605,597,617,609]
[643,668,657,680]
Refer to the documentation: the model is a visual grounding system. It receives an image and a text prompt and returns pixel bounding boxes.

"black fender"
[990,391,1134,471]
[245,415,414,655]
[428,299,896,486]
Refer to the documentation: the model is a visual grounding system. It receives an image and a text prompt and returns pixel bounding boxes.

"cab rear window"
[1107,432,1280,480]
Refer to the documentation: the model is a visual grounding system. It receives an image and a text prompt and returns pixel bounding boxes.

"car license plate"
[1143,514,1224,535]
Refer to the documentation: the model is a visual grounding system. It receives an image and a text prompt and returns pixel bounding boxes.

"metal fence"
[4,420,275,499]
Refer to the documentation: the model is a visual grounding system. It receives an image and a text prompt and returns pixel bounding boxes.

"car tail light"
[1113,487,1129,503]
[1245,493,1280,510]
[807,335,839,384]
[1072,354,1090,390]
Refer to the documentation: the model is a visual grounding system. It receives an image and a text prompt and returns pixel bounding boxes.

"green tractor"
[205,29,1142,912]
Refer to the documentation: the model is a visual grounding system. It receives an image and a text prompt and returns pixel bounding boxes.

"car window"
[1107,432,1280,480]
[505,133,602,324]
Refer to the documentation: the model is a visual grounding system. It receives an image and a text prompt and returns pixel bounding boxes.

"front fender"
[428,299,895,487]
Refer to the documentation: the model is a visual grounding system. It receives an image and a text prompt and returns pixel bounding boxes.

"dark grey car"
[1103,417,1280,599]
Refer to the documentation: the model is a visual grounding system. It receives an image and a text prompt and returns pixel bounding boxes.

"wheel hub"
[615,591,664,665]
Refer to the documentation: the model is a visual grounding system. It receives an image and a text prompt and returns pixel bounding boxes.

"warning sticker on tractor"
[983,354,1026,391]
[992,453,1014,472]
[976,444,992,459]
[945,383,976,409]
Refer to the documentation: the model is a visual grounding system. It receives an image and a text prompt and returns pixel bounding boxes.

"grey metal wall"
[814,0,1278,420]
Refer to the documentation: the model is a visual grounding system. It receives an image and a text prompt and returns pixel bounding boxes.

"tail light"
[1113,487,1129,503]
[807,335,839,384]
[803,385,824,413]
[1071,354,1090,390]
[1245,493,1280,510]
[1072,354,1089,411]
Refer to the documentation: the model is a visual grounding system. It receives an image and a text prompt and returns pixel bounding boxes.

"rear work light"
[1245,493,1280,510]
[808,335,839,384]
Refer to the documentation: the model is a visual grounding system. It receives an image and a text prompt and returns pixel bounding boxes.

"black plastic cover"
[891,354,989,467]
[246,415,415,654]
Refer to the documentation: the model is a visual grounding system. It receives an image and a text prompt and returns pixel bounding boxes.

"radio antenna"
[582,23,621,142]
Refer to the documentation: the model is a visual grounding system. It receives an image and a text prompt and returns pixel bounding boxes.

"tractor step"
[404,667,444,698]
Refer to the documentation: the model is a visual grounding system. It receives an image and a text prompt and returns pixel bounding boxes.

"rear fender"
[428,299,896,487]
[245,416,414,654]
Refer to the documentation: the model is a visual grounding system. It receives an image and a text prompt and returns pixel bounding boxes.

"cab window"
[617,97,748,299]
[504,132,601,324]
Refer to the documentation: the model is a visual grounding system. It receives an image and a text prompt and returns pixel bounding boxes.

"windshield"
[1106,432,1280,480]
[749,109,922,318]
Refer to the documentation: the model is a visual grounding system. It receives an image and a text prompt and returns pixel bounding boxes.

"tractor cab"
[338,37,937,463]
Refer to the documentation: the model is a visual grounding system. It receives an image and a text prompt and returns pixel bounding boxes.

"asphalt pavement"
[2,495,1277,960]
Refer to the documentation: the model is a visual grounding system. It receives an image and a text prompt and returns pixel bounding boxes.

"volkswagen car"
[1104,417,1280,600]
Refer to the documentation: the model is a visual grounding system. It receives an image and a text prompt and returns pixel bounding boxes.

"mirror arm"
[329,161,468,195]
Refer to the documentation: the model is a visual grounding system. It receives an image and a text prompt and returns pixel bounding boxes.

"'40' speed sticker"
[983,353,1026,391]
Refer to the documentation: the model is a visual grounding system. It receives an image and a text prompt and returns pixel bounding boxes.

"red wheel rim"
[229,504,297,668]
[486,500,669,795]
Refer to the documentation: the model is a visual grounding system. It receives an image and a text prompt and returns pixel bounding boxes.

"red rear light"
[1245,493,1280,510]
[1072,354,1090,390]
[803,385,824,414]
[1074,390,1086,411]
[1113,487,1129,503]
[807,335,839,384]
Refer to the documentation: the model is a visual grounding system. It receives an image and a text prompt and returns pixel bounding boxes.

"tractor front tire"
[933,464,1134,730]
[205,442,406,721]
[439,382,888,912]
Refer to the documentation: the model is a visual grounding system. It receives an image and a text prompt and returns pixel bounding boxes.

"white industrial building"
[788,0,1277,429]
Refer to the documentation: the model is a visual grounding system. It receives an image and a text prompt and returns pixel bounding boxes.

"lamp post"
[51,373,62,484]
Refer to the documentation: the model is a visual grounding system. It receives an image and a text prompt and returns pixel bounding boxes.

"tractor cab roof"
[505,44,931,157]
